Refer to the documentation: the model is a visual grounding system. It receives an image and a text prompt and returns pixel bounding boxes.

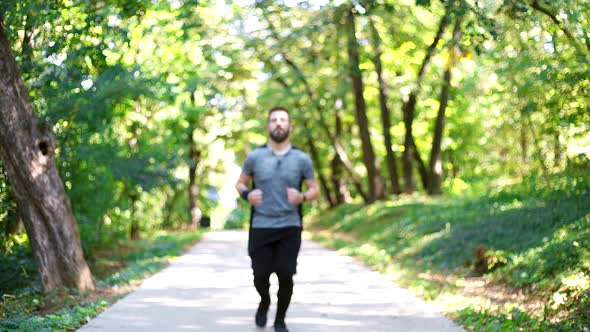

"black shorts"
[248,227,302,276]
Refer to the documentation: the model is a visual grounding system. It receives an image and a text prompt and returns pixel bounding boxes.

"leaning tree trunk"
[286,56,368,202]
[412,136,430,191]
[264,43,369,202]
[428,15,463,195]
[271,71,337,206]
[0,18,94,292]
[303,123,337,207]
[401,8,450,194]
[268,60,358,204]
[346,7,384,203]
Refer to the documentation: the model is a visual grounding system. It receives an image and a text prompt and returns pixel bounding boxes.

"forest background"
[0,0,589,331]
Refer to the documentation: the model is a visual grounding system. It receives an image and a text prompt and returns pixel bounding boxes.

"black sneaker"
[274,320,289,332]
[254,302,269,328]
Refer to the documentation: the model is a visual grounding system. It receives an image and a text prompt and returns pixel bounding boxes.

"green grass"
[307,170,590,331]
[454,307,571,332]
[0,230,204,331]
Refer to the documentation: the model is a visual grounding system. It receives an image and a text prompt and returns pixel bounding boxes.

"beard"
[270,127,290,143]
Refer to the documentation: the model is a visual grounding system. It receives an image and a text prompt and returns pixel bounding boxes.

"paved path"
[78,231,465,332]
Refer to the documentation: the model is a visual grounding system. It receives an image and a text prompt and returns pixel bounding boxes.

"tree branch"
[259,11,369,201]
[529,0,589,57]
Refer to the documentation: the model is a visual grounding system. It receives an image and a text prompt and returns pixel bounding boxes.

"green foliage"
[309,169,590,329]
[0,230,203,331]
[465,245,508,276]
[0,241,37,294]
[1,0,590,328]
[0,163,20,253]
[416,0,431,7]
[454,307,572,332]
[223,207,248,230]
[0,299,111,332]
[1,0,242,256]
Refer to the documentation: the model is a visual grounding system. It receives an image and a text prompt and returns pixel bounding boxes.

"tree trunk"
[269,71,337,206]
[303,124,337,207]
[346,7,384,203]
[162,187,180,229]
[448,150,459,178]
[428,15,463,195]
[412,136,430,190]
[553,131,561,168]
[128,99,141,239]
[269,61,360,204]
[369,17,401,196]
[331,155,345,204]
[188,142,201,228]
[526,113,550,185]
[331,101,352,204]
[129,191,140,240]
[402,95,417,193]
[262,13,369,202]
[520,115,528,164]
[0,19,94,292]
[188,91,202,228]
[427,74,452,194]
[402,9,450,194]
[269,53,369,202]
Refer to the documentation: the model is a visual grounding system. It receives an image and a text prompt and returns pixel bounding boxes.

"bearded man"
[235,106,319,332]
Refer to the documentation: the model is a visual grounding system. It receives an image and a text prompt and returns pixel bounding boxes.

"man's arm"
[301,178,320,203]
[287,178,320,204]
[236,172,263,206]
[235,172,251,196]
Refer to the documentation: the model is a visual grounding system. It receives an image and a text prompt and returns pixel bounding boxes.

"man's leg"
[253,272,271,327]
[249,228,276,328]
[273,228,301,332]
[274,272,294,328]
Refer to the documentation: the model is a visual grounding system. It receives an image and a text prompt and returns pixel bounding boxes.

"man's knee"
[253,272,271,299]
[254,272,271,282]
[275,271,294,286]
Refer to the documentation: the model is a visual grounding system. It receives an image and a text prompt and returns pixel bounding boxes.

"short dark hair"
[267,106,290,122]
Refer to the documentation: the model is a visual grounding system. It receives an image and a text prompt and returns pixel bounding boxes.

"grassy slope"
[0,230,203,331]
[307,171,590,331]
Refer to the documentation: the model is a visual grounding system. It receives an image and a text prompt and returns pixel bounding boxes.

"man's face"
[267,110,291,143]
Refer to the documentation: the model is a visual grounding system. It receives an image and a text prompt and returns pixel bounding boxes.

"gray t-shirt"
[242,145,315,228]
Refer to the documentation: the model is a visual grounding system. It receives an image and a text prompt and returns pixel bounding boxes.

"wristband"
[240,190,251,201]
[302,193,307,203]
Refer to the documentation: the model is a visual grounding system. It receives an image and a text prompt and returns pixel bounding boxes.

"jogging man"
[235,106,319,332]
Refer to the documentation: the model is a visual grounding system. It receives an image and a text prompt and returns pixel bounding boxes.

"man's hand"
[248,189,263,206]
[287,187,304,205]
